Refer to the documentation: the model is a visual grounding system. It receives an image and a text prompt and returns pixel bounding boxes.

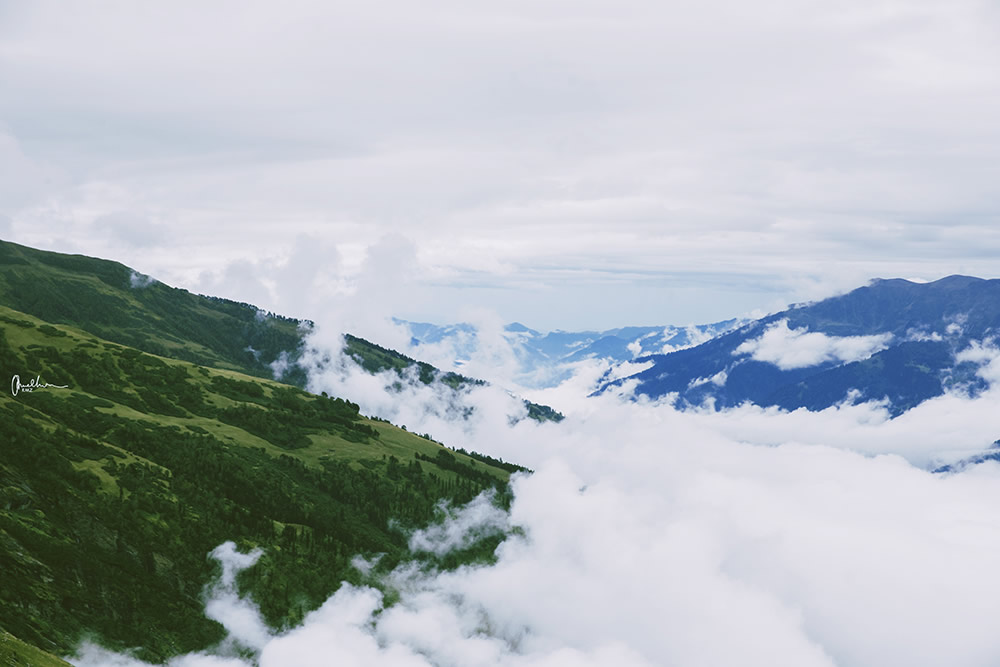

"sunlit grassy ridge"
[0,305,513,662]
[0,630,72,666]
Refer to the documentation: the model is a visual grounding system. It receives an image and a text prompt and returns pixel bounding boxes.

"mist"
[69,318,1000,667]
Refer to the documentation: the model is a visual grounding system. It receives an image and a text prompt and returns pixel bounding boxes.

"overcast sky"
[2,0,999,330]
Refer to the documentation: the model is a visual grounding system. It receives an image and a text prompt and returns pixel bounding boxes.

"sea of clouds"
[70,321,1000,667]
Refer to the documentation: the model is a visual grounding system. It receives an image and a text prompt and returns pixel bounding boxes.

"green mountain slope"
[0,630,72,666]
[0,239,561,422]
[0,305,513,662]
[0,239,309,385]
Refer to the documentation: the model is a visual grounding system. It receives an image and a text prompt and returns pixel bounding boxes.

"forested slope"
[0,305,514,662]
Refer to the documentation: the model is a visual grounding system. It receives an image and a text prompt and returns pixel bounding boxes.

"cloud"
[203,542,270,652]
[297,325,533,442]
[687,369,728,389]
[3,1,1000,328]
[71,411,1000,667]
[71,315,1000,667]
[129,270,155,288]
[407,491,509,556]
[955,340,1000,385]
[734,319,894,370]
[71,542,268,666]
[268,350,292,380]
[94,211,166,248]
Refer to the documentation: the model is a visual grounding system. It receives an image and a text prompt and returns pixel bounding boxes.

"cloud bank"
[70,325,1000,667]
[734,319,893,370]
[956,340,1000,384]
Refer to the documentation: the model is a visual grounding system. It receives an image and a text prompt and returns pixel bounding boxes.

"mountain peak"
[868,275,985,290]
[601,274,1000,417]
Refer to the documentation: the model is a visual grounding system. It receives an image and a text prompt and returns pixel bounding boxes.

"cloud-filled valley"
[2,0,999,663]
[69,308,1000,667]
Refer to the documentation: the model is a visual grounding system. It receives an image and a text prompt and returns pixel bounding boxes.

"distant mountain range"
[599,276,1000,416]
[401,318,745,387]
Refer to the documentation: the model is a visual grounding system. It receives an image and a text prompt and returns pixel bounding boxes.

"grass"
[0,630,72,666]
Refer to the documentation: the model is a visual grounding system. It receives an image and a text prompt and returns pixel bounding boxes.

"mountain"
[0,238,310,385]
[0,239,559,423]
[0,244,527,661]
[599,276,1000,416]
[933,440,1000,474]
[400,317,744,387]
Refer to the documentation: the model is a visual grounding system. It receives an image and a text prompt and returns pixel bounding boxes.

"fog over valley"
[1,0,999,664]
[67,288,1000,666]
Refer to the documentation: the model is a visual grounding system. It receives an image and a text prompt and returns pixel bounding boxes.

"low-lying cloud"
[734,319,893,370]
[956,340,1000,384]
[69,318,1000,667]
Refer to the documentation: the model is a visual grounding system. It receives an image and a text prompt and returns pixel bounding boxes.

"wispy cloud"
[734,319,893,370]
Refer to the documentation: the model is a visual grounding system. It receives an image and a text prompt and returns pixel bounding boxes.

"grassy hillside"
[0,239,561,422]
[0,305,513,662]
[0,239,309,385]
[0,630,72,666]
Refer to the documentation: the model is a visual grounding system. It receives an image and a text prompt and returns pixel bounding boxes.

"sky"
[2,0,1000,331]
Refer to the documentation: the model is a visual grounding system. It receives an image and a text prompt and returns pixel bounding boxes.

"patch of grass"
[0,630,72,666]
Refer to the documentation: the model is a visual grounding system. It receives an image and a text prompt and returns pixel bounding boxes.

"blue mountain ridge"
[599,275,1000,416]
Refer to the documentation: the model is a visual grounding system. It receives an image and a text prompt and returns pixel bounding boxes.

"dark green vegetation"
[0,306,517,662]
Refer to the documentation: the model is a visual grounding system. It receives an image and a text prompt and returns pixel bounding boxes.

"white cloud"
[71,400,1000,666]
[72,319,1000,667]
[687,369,728,389]
[734,319,893,370]
[203,543,271,652]
[128,270,155,288]
[3,1,1000,328]
[269,351,292,380]
[905,328,943,342]
[956,340,1000,385]
[408,491,510,556]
